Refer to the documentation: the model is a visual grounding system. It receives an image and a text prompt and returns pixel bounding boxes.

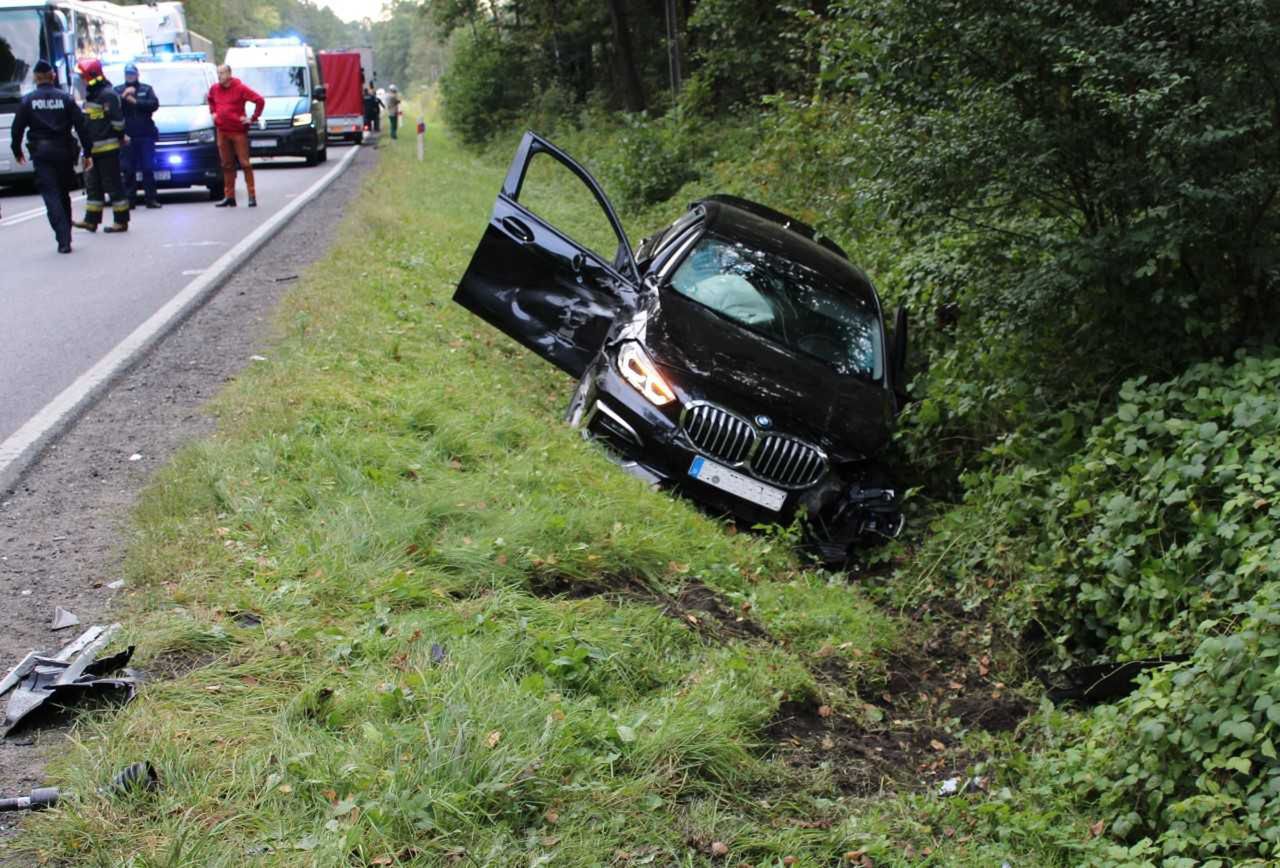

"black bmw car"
[455,132,909,561]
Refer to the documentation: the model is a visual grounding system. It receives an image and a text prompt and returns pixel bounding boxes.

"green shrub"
[1042,582,1280,864]
[440,26,534,144]
[593,113,704,210]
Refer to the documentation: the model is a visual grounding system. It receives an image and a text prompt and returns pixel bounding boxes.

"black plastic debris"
[1,625,139,737]
[430,643,447,665]
[230,611,264,629]
[0,787,59,812]
[107,761,160,796]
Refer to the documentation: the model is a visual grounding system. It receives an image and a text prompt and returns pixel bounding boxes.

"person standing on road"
[385,85,401,140]
[362,83,383,134]
[9,60,92,253]
[71,59,129,234]
[207,64,264,208]
[116,63,162,209]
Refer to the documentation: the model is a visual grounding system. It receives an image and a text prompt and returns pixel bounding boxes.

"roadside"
[5,114,1063,865]
[0,140,377,847]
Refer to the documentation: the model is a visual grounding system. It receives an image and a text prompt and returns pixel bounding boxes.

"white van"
[222,37,327,165]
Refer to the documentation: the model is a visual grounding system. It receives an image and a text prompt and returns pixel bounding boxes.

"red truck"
[318,50,365,145]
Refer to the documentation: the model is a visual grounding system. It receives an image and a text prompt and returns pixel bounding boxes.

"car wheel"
[355,132,364,145]
[319,144,328,164]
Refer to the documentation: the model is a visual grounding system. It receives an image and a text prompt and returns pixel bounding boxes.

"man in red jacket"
[207,64,265,207]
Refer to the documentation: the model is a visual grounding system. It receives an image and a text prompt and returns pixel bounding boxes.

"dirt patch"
[136,648,221,682]
[767,619,1032,796]
[531,573,771,643]
[0,146,377,849]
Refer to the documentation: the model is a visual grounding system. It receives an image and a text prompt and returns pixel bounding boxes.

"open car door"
[453,132,641,378]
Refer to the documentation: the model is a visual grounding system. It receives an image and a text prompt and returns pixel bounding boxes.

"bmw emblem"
[755,415,773,429]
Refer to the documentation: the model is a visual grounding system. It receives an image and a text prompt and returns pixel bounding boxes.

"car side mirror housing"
[313,85,327,102]
[889,305,910,409]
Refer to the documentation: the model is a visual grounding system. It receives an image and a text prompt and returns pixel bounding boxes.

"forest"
[435,0,1280,862]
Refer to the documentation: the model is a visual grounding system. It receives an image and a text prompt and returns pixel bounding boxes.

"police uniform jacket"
[84,80,126,155]
[114,80,160,138]
[9,82,91,162]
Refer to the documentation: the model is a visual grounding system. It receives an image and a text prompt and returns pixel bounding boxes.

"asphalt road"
[0,155,343,445]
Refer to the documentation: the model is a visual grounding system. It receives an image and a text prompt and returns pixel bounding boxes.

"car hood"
[155,105,212,136]
[638,289,894,456]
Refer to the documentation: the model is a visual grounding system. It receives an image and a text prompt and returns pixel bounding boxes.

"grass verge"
[15,107,1090,866]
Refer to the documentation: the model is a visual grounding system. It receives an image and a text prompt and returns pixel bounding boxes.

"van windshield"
[103,65,209,106]
[668,235,883,379]
[236,66,305,97]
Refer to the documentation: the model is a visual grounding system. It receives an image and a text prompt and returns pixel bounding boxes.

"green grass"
[13,104,1096,867]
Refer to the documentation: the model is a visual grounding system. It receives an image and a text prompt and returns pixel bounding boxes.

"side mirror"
[312,85,327,102]
[888,305,910,409]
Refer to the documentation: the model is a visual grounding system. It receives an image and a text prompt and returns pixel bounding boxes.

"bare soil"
[0,144,376,848]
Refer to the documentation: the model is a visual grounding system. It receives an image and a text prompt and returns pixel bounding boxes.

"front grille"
[262,119,292,130]
[157,132,186,144]
[679,401,829,489]
[683,403,756,465]
[754,434,826,488]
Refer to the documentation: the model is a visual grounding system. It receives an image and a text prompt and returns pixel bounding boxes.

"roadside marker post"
[417,119,426,162]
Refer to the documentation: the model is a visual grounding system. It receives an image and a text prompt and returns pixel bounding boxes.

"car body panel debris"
[453,131,909,562]
[51,607,80,630]
[1,625,139,737]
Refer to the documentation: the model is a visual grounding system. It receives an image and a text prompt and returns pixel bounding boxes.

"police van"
[222,37,327,166]
[101,54,222,199]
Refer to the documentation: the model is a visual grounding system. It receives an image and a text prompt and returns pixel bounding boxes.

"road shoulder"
[0,143,377,845]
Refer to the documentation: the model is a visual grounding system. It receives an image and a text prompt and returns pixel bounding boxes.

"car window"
[516,151,625,268]
[103,65,210,106]
[669,236,883,379]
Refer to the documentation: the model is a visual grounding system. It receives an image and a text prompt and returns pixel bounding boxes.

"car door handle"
[501,215,534,243]
[571,253,585,273]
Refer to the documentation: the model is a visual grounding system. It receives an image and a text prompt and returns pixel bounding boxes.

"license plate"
[688,456,787,512]
[251,139,274,149]
[136,170,172,181]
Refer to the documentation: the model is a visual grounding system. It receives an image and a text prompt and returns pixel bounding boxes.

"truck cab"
[223,37,327,165]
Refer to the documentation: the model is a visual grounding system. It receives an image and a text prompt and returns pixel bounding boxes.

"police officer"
[116,62,161,209]
[72,58,130,234]
[9,60,92,254]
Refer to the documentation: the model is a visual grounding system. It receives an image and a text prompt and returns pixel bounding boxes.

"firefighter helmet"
[76,58,105,85]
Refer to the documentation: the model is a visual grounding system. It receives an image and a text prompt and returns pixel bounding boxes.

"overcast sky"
[314,0,387,24]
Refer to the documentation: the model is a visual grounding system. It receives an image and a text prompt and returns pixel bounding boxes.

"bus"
[0,0,148,183]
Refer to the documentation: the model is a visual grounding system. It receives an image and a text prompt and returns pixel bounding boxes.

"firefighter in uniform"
[9,59,92,254]
[72,58,130,234]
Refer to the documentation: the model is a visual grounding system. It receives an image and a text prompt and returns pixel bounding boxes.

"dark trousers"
[82,149,129,228]
[389,113,398,139]
[372,112,381,132]
[32,157,76,247]
[121,136,158,204]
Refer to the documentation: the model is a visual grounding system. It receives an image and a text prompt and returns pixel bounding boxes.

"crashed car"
[454,132,909,561]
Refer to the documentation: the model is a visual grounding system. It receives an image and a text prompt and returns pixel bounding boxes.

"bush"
[1042,582,1280,864]
[592,113,704,210]
[440,26,534,144]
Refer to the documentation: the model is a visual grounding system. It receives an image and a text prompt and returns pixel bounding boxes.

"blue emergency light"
[167,154,183,166]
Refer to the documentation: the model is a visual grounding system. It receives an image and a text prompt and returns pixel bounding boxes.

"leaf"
[485,730,502,748]
[817,705,833,718]
[616,725,637,743]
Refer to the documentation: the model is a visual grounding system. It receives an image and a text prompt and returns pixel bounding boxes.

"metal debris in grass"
[1,624,140,737]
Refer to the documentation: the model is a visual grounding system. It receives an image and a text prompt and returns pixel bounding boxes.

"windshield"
[103,65,209,106]
[0,10,42,104]
[669,236,883,379]
[236,66,305,98]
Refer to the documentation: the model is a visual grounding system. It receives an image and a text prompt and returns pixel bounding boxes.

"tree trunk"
[606,0,646,112]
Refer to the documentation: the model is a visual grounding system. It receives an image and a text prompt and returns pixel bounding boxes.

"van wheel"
[319,144,328,164]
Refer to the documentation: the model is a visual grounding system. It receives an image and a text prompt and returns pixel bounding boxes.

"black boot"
[216,198,237,207]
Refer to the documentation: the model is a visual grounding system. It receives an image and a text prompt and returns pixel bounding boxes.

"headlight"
[188,127,215,144]
[618,343,676,406]
[292,112,313,127]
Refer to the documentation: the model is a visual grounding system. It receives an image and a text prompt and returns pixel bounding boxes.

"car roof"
[696,197,877,301]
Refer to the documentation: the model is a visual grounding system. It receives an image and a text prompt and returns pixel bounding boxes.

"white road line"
[0,145,361,494]
[0,194,87,228]
[162,240,227,248]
